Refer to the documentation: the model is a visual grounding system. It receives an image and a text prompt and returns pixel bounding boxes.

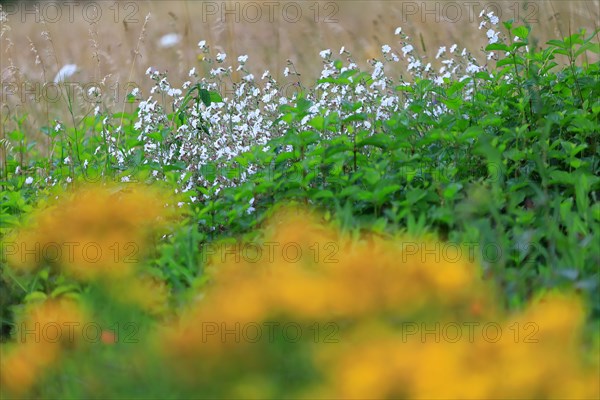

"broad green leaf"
[513,26,530,40]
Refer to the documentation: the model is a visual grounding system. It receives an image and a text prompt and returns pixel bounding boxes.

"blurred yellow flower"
[159,207,598,399]
[4,203,596,399]
[1,299,88,397]
[4,183,177,281]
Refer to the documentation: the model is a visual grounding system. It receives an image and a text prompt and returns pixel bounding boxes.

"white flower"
[319,49,331,59]
[167,88,182,97]
[216,52,227,62]
[381,97,394,107]
[261,70,270,80]
[466,63,480,74]
[488,12,499,25]
[339,46,345,54]
[436,46,446,59]
[210,68,225,76]
[450,44,457,53]
[283,67,290,77]
[243,74,254,82]
[487,52,495,60]
[382,44,391,54]
[54,64,77,83]
[87,86,100,97]
[159,33,180,48]
[130,87,140,97]
[188,67,196,77]
[121,176,130,182]
[94,105,100,115]
[238,54,248,64]
[371,61,384,79]
[66,177,72,183]
[487,29,499,44]
[64,156,71,165]
[401,44,413,56]
[83,159,89,168]
[408,59,421,71]
[198,40,207,49]
[25,177,33,185]
[395,27,402,35]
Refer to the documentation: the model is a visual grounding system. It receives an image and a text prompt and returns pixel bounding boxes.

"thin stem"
[118,13,151,148]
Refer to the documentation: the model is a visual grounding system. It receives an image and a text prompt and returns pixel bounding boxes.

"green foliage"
[1,21,599,343]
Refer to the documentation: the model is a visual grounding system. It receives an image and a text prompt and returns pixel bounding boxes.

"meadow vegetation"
[1,2,599,399]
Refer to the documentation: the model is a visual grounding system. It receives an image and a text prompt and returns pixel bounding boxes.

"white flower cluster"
[130,15,497,202]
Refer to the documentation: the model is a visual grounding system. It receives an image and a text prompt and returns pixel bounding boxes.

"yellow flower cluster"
[1,196,598,399]
[1,184,180,397]
[0,299,88,397]
[314,293,598,399]
[2,184,179,325]
[5,184,175,281]
[161,207,599,399]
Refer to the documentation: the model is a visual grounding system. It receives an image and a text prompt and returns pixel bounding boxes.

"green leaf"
[342,113,367,124]
[460,126,484,141]
[497,57,524,67]
[308,115,325,131]
[443,183,463,200]
[51,284,80,298]
[313,190,334,200]
[574,42,600,59]
[513,26,530,40]
[299,130,320,146]
[209,91,223,103]
[549,170,574,186]
[24,291,48,303]
[373,184,400,205]
[406,189,427,205]
[485,43,511,52]
[358,134,392,150]
[546,39,567,49]
[200,89,212,106]
[147,131,164,142]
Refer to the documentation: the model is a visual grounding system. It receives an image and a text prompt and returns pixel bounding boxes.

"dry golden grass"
[0,1,598,146]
